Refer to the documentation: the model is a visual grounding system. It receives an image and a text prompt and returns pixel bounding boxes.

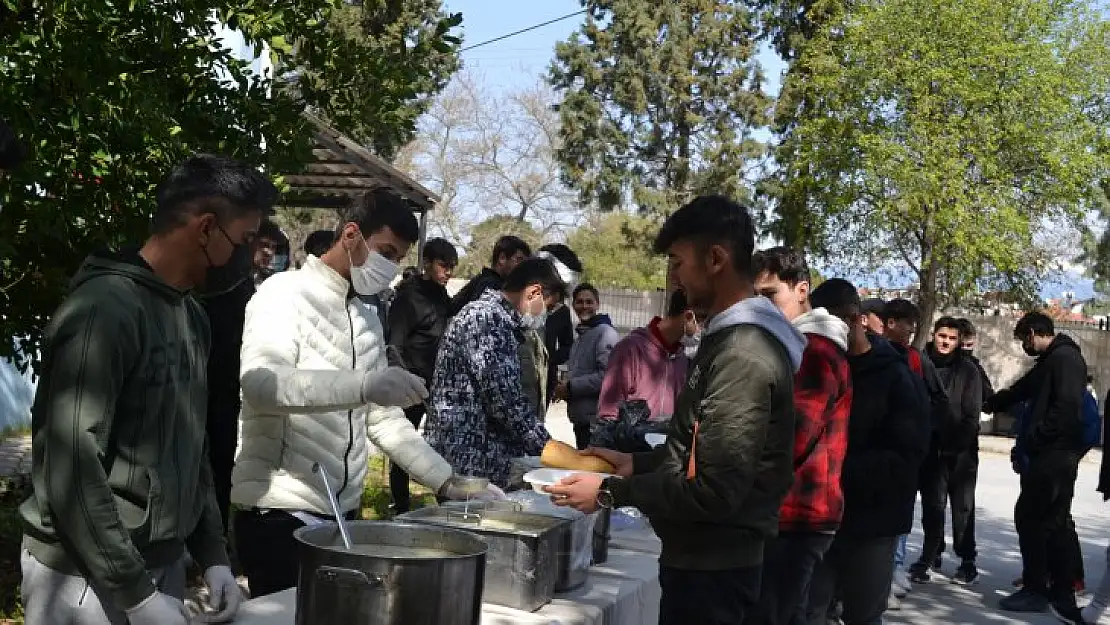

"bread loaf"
[540,440,616,473]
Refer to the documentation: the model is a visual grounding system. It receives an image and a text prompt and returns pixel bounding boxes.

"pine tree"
[549,0,771,225]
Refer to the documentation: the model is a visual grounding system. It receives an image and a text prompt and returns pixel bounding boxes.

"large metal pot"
[294,521,487,625]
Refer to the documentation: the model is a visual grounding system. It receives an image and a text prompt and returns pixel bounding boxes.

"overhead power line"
[461,9,587,52]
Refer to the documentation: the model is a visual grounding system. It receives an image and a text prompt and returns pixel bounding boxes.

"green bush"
[0,476,30,623]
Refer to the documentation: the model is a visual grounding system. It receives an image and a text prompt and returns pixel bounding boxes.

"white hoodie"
[792,307,850,351]
[231,255,452,516]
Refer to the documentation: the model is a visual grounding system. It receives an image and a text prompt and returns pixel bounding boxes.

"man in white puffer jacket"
[231,189,483,598]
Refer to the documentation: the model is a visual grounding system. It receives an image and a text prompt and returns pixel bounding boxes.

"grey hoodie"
[705,296,808,371]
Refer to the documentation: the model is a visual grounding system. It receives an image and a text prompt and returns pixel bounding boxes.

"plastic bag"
[590,399,670,453]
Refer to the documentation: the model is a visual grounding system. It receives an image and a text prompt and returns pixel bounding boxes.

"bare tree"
[394,71,585,247]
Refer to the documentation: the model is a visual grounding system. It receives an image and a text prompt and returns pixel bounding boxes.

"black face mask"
[1023,343,1038,357]
[196,227,253,298]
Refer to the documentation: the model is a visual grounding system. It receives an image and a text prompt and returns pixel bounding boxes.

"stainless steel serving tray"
[397,507,567,611]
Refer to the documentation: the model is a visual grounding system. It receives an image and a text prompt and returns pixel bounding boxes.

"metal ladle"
[312,462,353,550]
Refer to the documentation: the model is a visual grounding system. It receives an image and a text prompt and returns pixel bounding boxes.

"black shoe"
[1000,588,1049,612]
[1050,601,1089,625]
[909,561,931,583]
[933,554,943,570]
[952,561,979,585]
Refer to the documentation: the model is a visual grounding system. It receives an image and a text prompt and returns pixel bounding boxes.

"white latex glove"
[471,484,508,501]
[361,367,428,408]
[438,477,504,501]
[192,565,242,623]
[125,590,190,625]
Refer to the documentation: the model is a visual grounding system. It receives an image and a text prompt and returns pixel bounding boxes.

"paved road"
[883,448,1108,625]
[543,402,1109,624]
[0,434,30,479]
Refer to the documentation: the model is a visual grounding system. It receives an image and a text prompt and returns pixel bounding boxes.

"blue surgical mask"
[521,293,547,330]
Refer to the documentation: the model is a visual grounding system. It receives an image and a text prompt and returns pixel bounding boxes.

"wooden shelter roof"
[281,114,437,213]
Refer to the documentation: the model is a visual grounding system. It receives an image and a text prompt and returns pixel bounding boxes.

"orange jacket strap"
[686,420,700,480]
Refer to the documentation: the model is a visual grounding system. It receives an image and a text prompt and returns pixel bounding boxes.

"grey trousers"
[805,535,897,625]
[21,549,186,625]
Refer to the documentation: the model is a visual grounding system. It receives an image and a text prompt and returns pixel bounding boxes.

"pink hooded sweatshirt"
[596,318,689,421]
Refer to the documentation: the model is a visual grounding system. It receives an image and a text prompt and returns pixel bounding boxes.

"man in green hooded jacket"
[19,155,276,625]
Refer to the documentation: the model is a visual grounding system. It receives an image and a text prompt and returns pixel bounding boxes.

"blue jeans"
[893,534,907,568]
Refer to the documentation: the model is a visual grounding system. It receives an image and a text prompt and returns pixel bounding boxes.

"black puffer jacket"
[987,334,1088,456]
[839,335,930,539]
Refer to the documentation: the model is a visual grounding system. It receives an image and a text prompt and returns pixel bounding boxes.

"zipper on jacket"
[335,301,357,504]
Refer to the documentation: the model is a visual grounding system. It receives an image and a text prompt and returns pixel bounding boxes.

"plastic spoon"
[312,462,353,550]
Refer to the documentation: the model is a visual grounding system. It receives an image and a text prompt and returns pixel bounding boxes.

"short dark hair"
[257,220,285,243]
[752,246,810,285]
[491,235,532,267]
[881,298,920,324]
[0,119,25,170]
[934,316,961,334]
[809,278,861,320]
[956,318,976,338]
[336,188,419,244]
[304,229,335,257]
[502,257,565,296]
[573,283,600,302]
[152,154,278,234]
[1014,311,1054,338]
[423,237,458,267]
[665,289,689,317]
[538,243,584,273]
[861,298,886,316]
[653,195,756,276]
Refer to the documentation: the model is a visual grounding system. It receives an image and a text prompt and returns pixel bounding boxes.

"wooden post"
[417,208,428,267]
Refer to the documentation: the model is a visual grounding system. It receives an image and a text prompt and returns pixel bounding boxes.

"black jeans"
[388,404,426,513]
[659,564,762,625]
[1015,450,1082,604]
[573,422,592,450]
[206,400,240,537]
[234,508,359,598]
[919,448,979,564]
[746,532,835,625]
[806,535,896,625]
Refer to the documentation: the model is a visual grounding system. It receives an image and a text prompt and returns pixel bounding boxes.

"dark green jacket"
[608,297,804,570]
[20,250,228,610]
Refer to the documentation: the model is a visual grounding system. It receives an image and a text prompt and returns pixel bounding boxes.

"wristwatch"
[595,487,615,510]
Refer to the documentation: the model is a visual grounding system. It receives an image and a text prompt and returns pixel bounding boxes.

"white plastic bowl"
[522,468,614,494]
[644,433,667,448]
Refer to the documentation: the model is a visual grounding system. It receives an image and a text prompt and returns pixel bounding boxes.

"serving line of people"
[13,152,1110,625]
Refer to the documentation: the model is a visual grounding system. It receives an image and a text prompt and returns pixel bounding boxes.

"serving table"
[235,523,662,625]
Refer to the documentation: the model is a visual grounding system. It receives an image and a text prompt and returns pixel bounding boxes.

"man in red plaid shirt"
[747,248,853,625]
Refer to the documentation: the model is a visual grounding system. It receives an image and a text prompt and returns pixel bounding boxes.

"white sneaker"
[892,567,912,597]
[887,590,902,611]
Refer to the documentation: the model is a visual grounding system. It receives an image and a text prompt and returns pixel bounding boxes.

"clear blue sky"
[443,0,785,95]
